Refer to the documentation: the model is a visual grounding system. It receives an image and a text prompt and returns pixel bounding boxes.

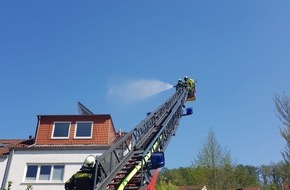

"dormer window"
[75,121,93,138]
[52,122,71,139]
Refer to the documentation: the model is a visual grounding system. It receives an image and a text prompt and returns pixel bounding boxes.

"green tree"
[155,173,178,190]
[175,167,195,185]
[0,181,33,190]
[158,167,183,186]
[2,181,12,190]
[259,165,272,186]
[192,129,235,190]
[192,165,207,186]
[234,164,259,188]
[259,162,289,190]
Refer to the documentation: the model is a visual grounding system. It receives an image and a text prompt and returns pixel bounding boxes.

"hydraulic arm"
[94,86,191,190]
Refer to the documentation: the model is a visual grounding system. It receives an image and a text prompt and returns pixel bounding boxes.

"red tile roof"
[242,188,260,190]
[1,115,126,155]
[0,139,33,156]
[0,132,127,154]
[234,187,260,190]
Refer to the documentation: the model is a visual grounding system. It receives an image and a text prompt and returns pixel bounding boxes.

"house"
[0,109,124,189]
[0,138,34,186]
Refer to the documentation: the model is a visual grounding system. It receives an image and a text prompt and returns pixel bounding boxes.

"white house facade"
[3,149,105,190]
[0,156,8,187]
[0,112,123,190]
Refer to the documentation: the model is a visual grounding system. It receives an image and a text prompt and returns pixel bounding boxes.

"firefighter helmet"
[83,155,95,168]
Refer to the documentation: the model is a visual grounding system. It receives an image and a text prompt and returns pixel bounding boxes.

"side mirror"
[151,151,165,169]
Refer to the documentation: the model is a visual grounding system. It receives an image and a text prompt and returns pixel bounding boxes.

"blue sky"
[1,1,289,169]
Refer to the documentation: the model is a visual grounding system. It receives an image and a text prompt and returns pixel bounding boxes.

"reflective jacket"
[186,78,195,89]
[65,167,95,190]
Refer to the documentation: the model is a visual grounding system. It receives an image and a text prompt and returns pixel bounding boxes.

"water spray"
[107,79,173,103]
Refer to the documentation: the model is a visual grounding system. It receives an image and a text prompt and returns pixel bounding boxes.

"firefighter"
[184,76,195,89]
[184,76,196,101]
[174,79,183,90]
[65,155,96,190]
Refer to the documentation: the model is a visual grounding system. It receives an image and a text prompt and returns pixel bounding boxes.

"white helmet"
[83,155,95,168]
[184,76,188,81]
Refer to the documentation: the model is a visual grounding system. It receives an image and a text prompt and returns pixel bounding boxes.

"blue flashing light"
[186,107,193,115]
[151,152,165,169]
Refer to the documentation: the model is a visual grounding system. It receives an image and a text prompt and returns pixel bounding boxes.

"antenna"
[77,102,94,115]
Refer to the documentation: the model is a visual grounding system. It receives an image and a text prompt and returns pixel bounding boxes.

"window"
[25,165,64,182]
[52,165,64,181]
[52,122,70,138]
[25,165,38,181]
[75,122,93,138]
[39,165,51,180]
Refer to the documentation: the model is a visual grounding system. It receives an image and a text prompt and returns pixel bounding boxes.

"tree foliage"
[157,130,261,190]
[234,164,259,188]
[0,181,33,190]
[192,129,234,190]
[155,173,177,190]
[157,126,289,190]
[259,161,290,190]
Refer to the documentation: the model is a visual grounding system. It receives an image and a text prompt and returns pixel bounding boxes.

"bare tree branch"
[273,92,290,165]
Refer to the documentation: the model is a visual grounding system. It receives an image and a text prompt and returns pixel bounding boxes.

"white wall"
[0,156,8,187]
[4,149,105,190]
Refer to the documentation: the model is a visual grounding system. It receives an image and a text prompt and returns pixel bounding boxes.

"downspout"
[1,149,14,190]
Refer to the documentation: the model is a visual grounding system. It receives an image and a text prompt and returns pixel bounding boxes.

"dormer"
[34,114,117,146]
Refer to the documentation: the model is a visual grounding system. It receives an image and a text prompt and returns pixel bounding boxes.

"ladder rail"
[115,89,188,190]
[94,88,185,189]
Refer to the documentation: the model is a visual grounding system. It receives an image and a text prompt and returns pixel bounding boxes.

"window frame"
[51,165,65,182]
[24,164,65,183]
[74,121,93,139]
[25,165,39,181]
[51,122,71,139]
[38,165,52,181]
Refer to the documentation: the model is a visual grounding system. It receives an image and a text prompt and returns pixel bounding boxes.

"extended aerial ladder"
[93,85,193,190]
